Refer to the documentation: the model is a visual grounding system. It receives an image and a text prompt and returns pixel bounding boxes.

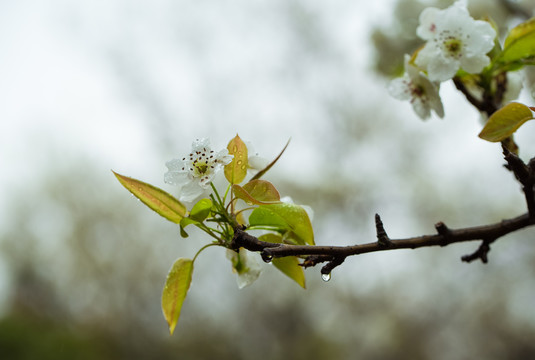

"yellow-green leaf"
[479,102,534,142]
[501,17,535,64]
[189,198,212,222]
[179,217,198,238]
[224,135,248,184]
[113,171,186,224]
[162,258,194,335]
[260,233,306,289]
[273,257,306,289]
[249,203,314,245]
[243,180,280,201]
[232,180,281,205]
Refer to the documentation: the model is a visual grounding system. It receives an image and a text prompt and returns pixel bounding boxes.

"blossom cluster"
[388,0,499,120]
[164,137,267,202]
[164,138,233,201]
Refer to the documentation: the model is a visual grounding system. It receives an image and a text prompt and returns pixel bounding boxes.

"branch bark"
[231,150,535,271]
[234,213,532,259]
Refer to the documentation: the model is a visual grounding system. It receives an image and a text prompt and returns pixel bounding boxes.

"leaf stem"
[222,183,231,205]
[195,223,224,243]
[210,183,224,208]
[193,243,220,263]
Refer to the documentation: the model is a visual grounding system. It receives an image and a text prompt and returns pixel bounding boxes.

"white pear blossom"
[503,72,523,104]
[415,0,496,82]
[245,141,269,171]
[164,138,233,202]
[226,248,262,289]
[388,55,444,120]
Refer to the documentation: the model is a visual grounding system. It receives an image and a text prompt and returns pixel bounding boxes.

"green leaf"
[179,217,197,238]
[479,102,534,142]
[113,171,187,224]
[249,203,314,245]
[232,180,281,205]
[224,135,248,184]
[273,257,306,289]
[178,198,213,237]
[259,233,306,289]
[162,258,194,335]
[500,17,535,65]
[179,224,190,238]
[189,198,212,222]
[243,180,281,202]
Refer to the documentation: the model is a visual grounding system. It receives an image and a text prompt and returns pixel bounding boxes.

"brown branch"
[234,213,532,262]
[461,240,492,264]
[375,213,391,247]
[452,75,504,117]
[503,145,535,221]
[230,152,535,272]
[452,77,488,115]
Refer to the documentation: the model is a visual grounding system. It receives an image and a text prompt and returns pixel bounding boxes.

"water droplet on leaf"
[321,272,331,282]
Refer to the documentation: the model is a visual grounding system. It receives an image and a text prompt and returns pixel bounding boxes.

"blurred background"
[1,0,535,359]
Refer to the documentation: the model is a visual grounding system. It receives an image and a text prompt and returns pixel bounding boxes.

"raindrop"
[261,252,273,263]
[321,272,331,282]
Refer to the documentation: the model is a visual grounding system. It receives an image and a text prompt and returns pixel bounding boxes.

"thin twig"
[503,146,535,221]
[375,213,391,247]
[236,213,532,261]
[231,152,535,270]
[461,240,493,264]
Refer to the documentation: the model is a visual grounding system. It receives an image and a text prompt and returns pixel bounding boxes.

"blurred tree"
[1,0,535,359]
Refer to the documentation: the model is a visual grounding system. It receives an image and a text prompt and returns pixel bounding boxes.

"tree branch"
[461,240,492,264]
[234,213,531,261]
[231,151,535,270]
[503,145,535,221]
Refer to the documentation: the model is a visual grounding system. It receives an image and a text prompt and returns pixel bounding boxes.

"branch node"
[321,256,346,277]
[375,213,391,247]
[461,240,492,264]
[503,146,535,221]
[502,145,529,182]
[300,255,332,268]
[435,221,452,246]
[232,227,281,252]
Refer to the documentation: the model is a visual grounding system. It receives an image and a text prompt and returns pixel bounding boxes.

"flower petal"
[388,77,412,101]
[464,21,496,53]
[415,0,495,82]
[413,99,432,120]
[216,149,233,165]
[192,138,210,151]
[460,54,490,74]
[427,55,459,82]
[417,7,440,40]
[165,158,184,172]
[179,180,205,202]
